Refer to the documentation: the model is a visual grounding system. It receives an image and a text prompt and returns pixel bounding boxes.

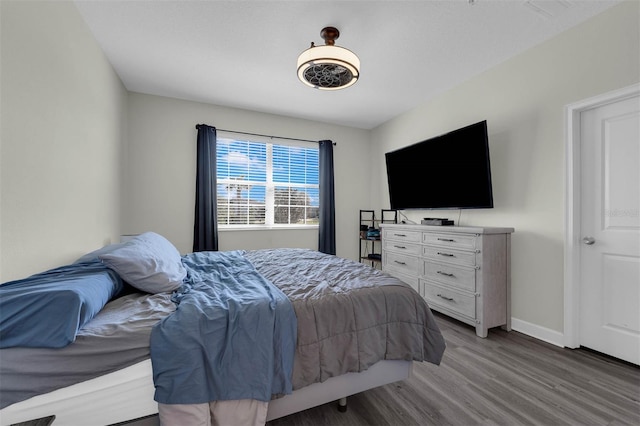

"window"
[216,137,319,227]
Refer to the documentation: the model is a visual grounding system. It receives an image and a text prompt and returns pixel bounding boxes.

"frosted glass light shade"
[297,45,360,90]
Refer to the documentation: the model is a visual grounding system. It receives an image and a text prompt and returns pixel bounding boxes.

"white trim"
[511,317,564,348]
[217,131,318,149]
[219,225,318,232]
[563,83,640,349]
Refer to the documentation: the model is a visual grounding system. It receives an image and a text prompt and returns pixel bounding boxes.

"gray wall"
[1,0,128,281]
[124,93,372,259]
[370,0,639,336]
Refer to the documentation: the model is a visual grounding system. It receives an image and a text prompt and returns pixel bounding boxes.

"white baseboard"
[511,317,565,348]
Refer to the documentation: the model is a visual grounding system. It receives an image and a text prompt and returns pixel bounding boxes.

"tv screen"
[385,120,493,210]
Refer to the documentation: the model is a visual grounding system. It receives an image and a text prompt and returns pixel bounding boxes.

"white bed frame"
[0,359,412,425]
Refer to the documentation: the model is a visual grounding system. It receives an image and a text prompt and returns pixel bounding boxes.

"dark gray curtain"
[193,124,218,252]
[318,140,336,255]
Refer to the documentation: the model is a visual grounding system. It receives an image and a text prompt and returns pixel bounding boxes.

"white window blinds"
[216,137,319,227]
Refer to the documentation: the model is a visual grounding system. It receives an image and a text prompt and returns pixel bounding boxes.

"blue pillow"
[99,232,186,294]
[74,242,126,264]
[0,261,124,348]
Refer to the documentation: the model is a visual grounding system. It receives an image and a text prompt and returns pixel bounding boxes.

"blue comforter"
[150,250,297,404]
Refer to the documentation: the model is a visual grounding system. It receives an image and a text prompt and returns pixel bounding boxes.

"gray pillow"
[99,232,186,294]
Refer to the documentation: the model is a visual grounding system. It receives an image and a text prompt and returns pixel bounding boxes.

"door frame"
[563,83,640,348]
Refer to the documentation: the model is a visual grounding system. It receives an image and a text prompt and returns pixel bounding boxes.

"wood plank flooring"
[267,313,640,426]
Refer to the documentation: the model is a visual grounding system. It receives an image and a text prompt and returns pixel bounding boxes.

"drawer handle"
[437,294,454,302]
[394,245,407,249]
[437,238,455,242]
[394,233,407,237]
[437,271,454,277]
[394,260,406,265]
[437,252,454,257]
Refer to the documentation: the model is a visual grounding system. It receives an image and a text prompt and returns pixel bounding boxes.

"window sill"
[219,225,319,232]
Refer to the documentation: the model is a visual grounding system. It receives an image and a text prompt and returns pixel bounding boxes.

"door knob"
[582,236,596,245]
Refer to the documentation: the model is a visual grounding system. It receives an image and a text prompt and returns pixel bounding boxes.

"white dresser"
[380,224,514,337]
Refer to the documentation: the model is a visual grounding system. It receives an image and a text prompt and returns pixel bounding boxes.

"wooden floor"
[268,313,640,426]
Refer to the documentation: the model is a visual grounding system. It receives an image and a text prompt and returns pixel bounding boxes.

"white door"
[579,93,640,365]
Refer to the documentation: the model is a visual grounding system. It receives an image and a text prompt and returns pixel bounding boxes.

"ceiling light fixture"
[297,27,360,90]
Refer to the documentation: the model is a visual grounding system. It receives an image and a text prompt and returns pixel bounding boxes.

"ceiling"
[74,0,621,130]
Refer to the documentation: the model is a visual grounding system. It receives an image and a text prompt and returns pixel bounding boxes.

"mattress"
[0,292,175,409]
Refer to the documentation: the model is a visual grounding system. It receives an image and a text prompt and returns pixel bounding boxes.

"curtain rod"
[197,125,336,145]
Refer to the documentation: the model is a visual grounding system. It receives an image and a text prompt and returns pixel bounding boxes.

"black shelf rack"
[359,209,397,269]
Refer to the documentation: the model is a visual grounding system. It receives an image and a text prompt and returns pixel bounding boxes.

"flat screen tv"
[385,120,493,210]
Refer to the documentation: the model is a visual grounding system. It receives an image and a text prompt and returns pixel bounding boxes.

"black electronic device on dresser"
[385,120,493,211]
[422,218,454,226]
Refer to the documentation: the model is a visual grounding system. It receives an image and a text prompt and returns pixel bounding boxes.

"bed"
[0,233,446,425]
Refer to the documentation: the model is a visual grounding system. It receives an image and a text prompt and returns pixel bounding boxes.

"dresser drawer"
[384,240,421,256]
[423,232,477,250]
[387,269,419,293]
[423,260,476,292]
[383,229,422,243]
[422,246,476,267]
[422,281,475,319]
[384,252,421,275]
